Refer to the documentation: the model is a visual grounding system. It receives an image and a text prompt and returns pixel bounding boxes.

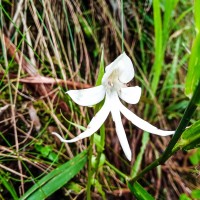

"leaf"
[66,182,83,194]
[0,174,18,200]
[20,150,87,200]
[185,33,200,102]
[189,148,200,165]
[95,48,104,86]
[179,194,192,200]
[191,189,200,199]
[91,178,106,200]
[194,0,200,32]
[151,0,163,94]
[185,1,200,103]
[131,132,149,178]
[128,181,155,200]
[175,120,200,151]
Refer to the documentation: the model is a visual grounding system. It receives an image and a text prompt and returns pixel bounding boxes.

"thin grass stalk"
[121,0,124,52]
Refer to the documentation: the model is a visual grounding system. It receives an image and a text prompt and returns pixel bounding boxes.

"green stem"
[94,125,105,171]
[105,160,127,179]
[86,102,105,199]
[121,0,124,52]
[129,80,200,183]
[86,134,94,200]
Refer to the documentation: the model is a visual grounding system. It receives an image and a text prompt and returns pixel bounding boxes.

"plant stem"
[86,134,94,200]
[129,80,200,184]
[105,160,127,179]
[121,0,124,52]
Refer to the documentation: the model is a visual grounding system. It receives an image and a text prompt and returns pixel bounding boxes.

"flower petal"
[117,53,134,83]
[119,86,142,104]
[118,99,175,136]
[102,52,134,84]
[52,95,111,143]
[110,93,132,161]
[66,85,105,106]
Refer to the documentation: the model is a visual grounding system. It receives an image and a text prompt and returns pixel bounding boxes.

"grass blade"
[150,0,163,94]
[95,47,105,86]
[0,174,18,200]
[131,132,149,178]
[20,150,87,200]
[128,181,155,200]
[185,0,200,102]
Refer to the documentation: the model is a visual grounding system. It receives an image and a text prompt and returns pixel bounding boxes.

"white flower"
[52,53,174,161]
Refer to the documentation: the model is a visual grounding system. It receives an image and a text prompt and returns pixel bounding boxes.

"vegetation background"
[0,0,200,199]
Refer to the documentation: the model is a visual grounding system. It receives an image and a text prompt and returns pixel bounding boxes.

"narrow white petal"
[118,100,175,136]
[66,85,105,106]
[52,95,111,143]
[119,86,142,104]
[110,93,132,161]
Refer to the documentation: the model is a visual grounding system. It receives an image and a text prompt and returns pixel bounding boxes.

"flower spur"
[52,53,174,161]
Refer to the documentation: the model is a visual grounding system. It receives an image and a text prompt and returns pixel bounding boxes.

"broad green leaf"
[128,181,155,200]
[20,150,87,200]
[175,121,200,151]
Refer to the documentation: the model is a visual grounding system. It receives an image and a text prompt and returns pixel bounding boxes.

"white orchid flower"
[52,52,174,161]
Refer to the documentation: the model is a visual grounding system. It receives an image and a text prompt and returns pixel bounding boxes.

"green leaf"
[20,150,87,200]
[151,0,163,94]
[91,153,105,168]
[185,33,200,102]
[179,193,192,200]
[93,133,103,151]
[66,182,83,194]
[128,181,155,200]
[91,178,106,200]
[175,120,200,151]
[194,0,200,32]
[185,1,200,103]
[189,148,200,165]
[191,189,200,199]
[95,48,104,86]
[0,174,18,200]
[131,132,149,178]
